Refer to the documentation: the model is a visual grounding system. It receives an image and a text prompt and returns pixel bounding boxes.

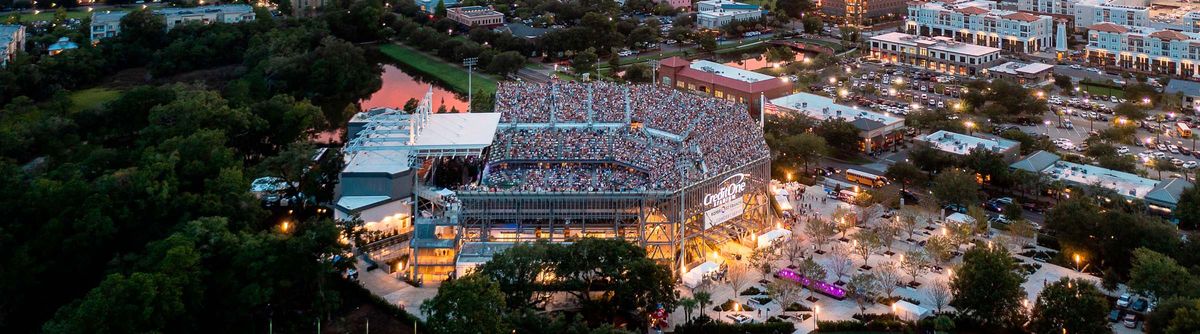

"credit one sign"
[702,173,749,230]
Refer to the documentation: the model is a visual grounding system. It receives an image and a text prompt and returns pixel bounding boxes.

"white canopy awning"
[683,261,722,288]
[892,300,931,320]
[756,228,792,249]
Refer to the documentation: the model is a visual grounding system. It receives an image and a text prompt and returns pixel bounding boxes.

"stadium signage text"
[703,173,748,207]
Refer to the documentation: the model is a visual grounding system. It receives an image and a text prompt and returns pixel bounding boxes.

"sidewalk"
[356,258,438,320]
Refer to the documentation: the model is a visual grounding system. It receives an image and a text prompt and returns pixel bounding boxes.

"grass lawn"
[5,8,128,22]
[1082,83,1124,98]
[68,87,122,112]
[378,43,498,95]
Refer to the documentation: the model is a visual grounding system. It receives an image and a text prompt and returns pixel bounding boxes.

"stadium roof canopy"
[344,90,501,174]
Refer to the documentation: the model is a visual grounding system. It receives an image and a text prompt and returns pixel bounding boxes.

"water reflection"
[722,52,808,71]
[361,65,470,113]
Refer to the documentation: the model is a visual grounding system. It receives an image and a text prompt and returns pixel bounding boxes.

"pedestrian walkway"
[356,258,438,320]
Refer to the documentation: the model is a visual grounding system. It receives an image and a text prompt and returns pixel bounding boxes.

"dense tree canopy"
[950,245,1027,328]
[1029,278,1111,334]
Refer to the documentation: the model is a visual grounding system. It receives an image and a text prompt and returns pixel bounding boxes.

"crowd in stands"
[462,163,652,192]
[474,81,770,193]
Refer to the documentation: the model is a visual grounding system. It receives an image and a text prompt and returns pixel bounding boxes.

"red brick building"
[658,57,792,119]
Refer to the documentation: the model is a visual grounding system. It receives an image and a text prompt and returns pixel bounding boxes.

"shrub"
[674,321,795,334]
[741,286,765,296]
[815,320,865,332]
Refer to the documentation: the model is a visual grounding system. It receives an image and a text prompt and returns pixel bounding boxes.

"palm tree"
[694,290,713,320]
[678,297,698,323]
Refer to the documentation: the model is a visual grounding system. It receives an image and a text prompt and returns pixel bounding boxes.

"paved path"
[356,258,438,320]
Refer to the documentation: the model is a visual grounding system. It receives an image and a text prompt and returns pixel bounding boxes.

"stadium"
[336,82,775,284]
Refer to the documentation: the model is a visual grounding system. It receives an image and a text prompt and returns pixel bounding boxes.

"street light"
[1073,253,1082,272]
[829,77,837,85]
[964,121,976,134]
[814,305,820,330]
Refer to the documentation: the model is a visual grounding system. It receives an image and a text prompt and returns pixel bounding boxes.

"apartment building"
[446,6,505,27]
[906,0,1055,53]
[1017,0,1073,17]
[1073,0,1150,29]
[820,0,907,24]
[696,0,763,29]
[90,5,256,43]
[870,32,1003,76]
[1085,22,1200,77]
[0,24,25,68]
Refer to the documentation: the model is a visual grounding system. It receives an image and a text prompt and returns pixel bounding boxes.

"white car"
[1185,161,1198,169]
[1117,146,1130,155]
[1172,158,1185,166]
[1070,64,1082,70]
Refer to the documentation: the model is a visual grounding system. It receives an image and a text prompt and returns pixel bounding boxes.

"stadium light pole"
[463,57,478,111]
[650,59,659,85]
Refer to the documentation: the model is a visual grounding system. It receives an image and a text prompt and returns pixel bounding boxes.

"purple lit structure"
[775,268,847,300]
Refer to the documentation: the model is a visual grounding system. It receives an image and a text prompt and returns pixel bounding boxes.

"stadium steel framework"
[453,155,773,276]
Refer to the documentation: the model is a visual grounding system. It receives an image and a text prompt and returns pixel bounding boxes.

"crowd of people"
[478,81,770,192]
[461,163,653,192]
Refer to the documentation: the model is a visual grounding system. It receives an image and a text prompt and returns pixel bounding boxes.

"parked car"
[1132,299,1149,313]
[1123,314,1139,329]
[1109,309,1122,322]
[1118,293,1132,308]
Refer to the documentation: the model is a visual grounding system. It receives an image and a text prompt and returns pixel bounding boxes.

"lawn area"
[1081,83,1124,98]
[68,87,122,112]
[377,43,498,95]
[4,8,127,22]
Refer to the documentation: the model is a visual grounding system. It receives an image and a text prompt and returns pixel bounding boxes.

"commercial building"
[767,92,906,153]
[905,0,1057,53]
[1084,22,1200,77]
[1073,0,1150,29]
[696,0,764,29]
[415,0,459,12]
[820,0,907,25]
[658,57,792,118]
[1010,151,1194,211]
[446,6,505,27]
[90,5,256,43]
[1165,79,1200,113]
[918,130,1021,161]
[869,32,1003,76]
[0,24,25,68]
[1017,0,1074,18]
[987,61,1055,85]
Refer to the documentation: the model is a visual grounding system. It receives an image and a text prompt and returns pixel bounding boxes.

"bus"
[845,169,888,188]
[1178,122,1192,138]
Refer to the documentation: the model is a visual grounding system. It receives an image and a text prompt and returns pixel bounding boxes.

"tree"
[852,229,882,265]
[778,132,828,174]
[696,33,717,53]
[828,245,854,285]
[1146,297,1200,334]
[832,206,856,238]
[847,273,878,314]
[931,169,979,206]
[1029,278,1111,334]
[571,48,598,75]
[774,0,812,19]
[551,239,678,323]
[897,206,921,240]
[726,261,754,298]
[1129,248,1196,304]
[475,242,558,309]
[927,279,952,313]
[749,247,778,280]
[814,119,861,157]
[900,250,930,284]
[796,257,827,300]
[876,217,901,253]
[885,161,926,192]
[1176,185,1200,230]
[1114,102,1148,121]
[801,15,822,33]
[1152,157,1178,179]
[1053,74,1073,92]
[1007,219,1036,250]
[678,297,698,323]
[875,262,903,299]
[693,289,713,318]
[766,279,802,316]
[434,0,448,17]
[782,238,807,268]
[924,235,955,269]
[805,217,836,252]
[965,206,990,235]
[951,245,1027,328]
[421,274,510,334]
[487,51,525,76]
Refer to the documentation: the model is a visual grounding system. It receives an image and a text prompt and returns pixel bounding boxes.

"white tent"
[946,212,974,224]
[756,228,792,249]
[683,261,722,288]
[892,300,932,320]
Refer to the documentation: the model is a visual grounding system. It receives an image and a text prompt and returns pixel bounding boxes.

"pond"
[721,50,813,72]
[361,64,470,113]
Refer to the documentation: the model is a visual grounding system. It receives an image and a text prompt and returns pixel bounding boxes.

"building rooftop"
[91,11,129,24]
[920,130,1018,155]
[1045,160,1159,199]
[870,32,1001,56]
[769,93,903,131]
[344,106,501,174]
[689,60,776,83]
[156,4,253,16]
[1009,150,1060,172]
[449,5,503,18]
[989,61,1054,75]
[1166,79,1200,96]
